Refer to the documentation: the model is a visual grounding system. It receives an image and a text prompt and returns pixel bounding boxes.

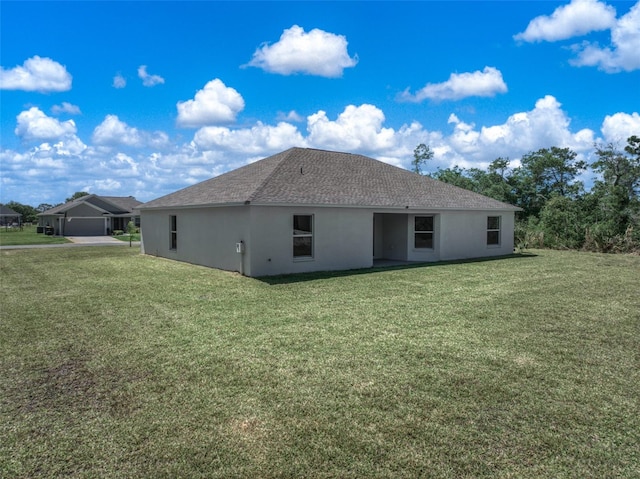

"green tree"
[593,138,640,200]
[126,220,137,247]
[36,203,55,213]
[431,166,477,191]
[512,147,586,217]
[539,196,585,249]
[4,201,38,223]
[589,137,640,238]
[422,157,516,203]
[467,157,514,203]
[625,134,640,163]
[488,157,510,179]
[412,143,433,175]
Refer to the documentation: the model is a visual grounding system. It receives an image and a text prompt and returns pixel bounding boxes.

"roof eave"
[223,201,522,211]
[138,201,249,211]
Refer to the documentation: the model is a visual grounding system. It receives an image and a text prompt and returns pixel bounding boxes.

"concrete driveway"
[67,236,126,245]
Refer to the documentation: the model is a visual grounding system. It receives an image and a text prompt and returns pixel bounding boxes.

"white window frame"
[487,216,501,246]
[414,215,435,250]
[293,214,313,260]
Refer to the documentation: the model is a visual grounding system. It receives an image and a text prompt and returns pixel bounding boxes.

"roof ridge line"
[245,147,299,203]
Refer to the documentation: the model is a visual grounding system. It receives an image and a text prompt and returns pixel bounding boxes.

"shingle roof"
[101,196,143,212]
[140,148,520,211]
[0,204,22,216]
[39,195,142,215]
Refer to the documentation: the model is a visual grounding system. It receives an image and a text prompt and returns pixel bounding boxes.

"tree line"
[413,136,640,253]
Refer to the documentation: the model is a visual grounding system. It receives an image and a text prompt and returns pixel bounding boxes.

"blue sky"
[1,0,639,206]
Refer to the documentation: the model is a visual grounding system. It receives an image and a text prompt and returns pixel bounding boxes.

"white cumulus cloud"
[51,102,81,115]
[93,179,122,191]
[176,79,245,128]
[138,65,165,87]
[113,73,126,89]
[400,67,508,102]
[92,115,169,148]
[93,115,143,147]
[601,112,640,143]
[15,107,77,141]
[49,137,87,156]
[441,95,596,166]
[570,1,640,72]
[514,0,617,42]
[247,25,358,77]
[306,104,396,152]
[0,55,72,92]
[277,110,304,122]
[101,152,139,177]
[194,121,306,154]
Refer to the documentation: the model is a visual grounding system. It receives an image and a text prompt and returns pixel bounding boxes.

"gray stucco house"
[139,148,520,277]
[38,195,141,236]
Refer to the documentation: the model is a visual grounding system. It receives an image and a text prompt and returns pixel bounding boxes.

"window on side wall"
[293,215,313,258]
[414,216,434,249]
[487,216,501,246]
[170,215,177,250]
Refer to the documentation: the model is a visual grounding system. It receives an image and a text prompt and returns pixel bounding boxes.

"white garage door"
[64,218,105,236]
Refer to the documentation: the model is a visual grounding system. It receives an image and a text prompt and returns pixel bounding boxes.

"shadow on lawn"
[257,252,538,285]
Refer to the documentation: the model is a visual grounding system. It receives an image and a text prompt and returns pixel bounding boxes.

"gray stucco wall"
[437,210,515,260]
[141,206,250,272]
[141,205,374,276]
[247,206,373,277]
[141,205,516,277]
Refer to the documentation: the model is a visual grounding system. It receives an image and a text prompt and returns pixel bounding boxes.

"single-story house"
[38,195,142,236]
[139,148,521,277]
[0,204,22,227]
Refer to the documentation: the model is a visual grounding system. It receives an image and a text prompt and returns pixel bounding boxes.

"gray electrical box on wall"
[236,241,244,254]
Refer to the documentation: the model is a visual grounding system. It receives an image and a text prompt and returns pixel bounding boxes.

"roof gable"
[39,194,141,215]
[140,148,520,211]
[0,204,22,216]
[87,196,142,214]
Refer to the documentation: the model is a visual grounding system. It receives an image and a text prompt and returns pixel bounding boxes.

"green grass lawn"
[1,248,638,478]
[0,224,70,246]
[113,232,141,242]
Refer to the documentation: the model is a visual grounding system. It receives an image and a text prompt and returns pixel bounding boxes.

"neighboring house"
[38,195,142,236]
[0,204,22,226]
[139,147,521,277]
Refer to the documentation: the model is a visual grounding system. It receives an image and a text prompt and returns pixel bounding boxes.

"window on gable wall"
[487,216,501,246]
[293,215,313,258]
[414,216,434,249]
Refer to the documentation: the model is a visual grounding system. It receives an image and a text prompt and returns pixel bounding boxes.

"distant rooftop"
[39,194,142,215]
